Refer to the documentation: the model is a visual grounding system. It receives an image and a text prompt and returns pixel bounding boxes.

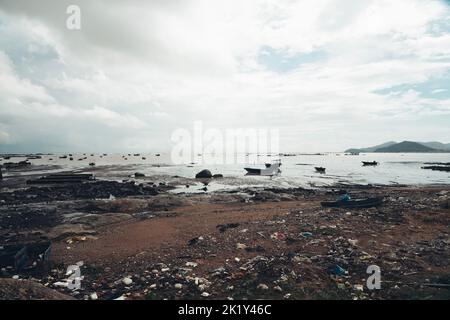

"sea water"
[2,152,449,191]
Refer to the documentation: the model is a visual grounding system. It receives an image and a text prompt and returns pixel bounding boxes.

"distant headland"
[345,141,450,153]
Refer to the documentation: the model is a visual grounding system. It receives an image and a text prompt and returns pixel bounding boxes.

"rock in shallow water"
[195,170,212,179]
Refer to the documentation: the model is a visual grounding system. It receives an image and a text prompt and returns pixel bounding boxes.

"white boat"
[244,160,282,176]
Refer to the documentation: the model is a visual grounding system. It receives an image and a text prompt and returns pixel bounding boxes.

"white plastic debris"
[54,281,69,288]
[174,283,183,289]
[186,262,198,268]
[201,292,210,297]
[90,293,98,300]
[257,283,269,290]
[354,284,364,291]
[273,286,283,292]
[122,277,133,285]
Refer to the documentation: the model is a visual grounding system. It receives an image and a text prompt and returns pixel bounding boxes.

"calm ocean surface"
[2,152,449,191]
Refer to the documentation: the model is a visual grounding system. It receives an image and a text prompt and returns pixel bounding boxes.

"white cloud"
[0,0,449,152]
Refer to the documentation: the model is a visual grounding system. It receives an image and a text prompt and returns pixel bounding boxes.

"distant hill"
[420,141,450,151]
[345,140,450,153]
[345,141,397,153]
[375,141,436,153]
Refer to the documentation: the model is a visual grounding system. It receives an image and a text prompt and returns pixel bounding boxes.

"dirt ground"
[47,186,450,300]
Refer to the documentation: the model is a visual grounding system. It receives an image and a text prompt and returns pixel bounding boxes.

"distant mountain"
[420,141,450,151]
[345,140,450,153]
[345,141,397,153]
[375,141,436,153]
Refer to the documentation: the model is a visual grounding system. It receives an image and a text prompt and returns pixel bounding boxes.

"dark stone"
[213,174,223,178]
[195,169,212,179]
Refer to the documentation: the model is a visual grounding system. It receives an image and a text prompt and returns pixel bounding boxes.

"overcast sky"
[0,0,450,153]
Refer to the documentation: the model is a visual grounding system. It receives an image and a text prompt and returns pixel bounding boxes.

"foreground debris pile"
[0,180,449,300]
[0,179,173,205]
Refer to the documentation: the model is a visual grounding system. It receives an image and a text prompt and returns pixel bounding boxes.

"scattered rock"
[195,170,212,179]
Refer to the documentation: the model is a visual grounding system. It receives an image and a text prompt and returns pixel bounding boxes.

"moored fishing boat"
[362,161,378,166]
[244,160,282,176]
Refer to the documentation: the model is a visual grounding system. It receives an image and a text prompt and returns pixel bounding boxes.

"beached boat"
[362,161,378,166]
[0,241,51,271]
[244,160,282,176]
[321,197,383,208]
[315,167,326,173]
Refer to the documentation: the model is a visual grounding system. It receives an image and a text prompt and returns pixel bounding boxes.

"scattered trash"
[301,232,313,238]
[354,284,364,291]
[273,286,282,292]
[245,245,265,253]
[186,262,198,268]
[270,232,286,241]
[217,223,240,233]
[187,236,204,246]
[257,283,269,290]
[0,241,52,271]
[331,265,347,276]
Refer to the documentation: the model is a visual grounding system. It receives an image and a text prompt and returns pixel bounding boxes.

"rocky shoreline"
[0,170,449,300]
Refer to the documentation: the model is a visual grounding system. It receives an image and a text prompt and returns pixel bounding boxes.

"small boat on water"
[362,161,378,166]
[244,160,282,176]
[315,167,326,173]
[321,197,383,208]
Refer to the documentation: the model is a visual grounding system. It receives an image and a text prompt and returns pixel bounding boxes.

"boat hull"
[244,168,261,175]
[321,197,383,208]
